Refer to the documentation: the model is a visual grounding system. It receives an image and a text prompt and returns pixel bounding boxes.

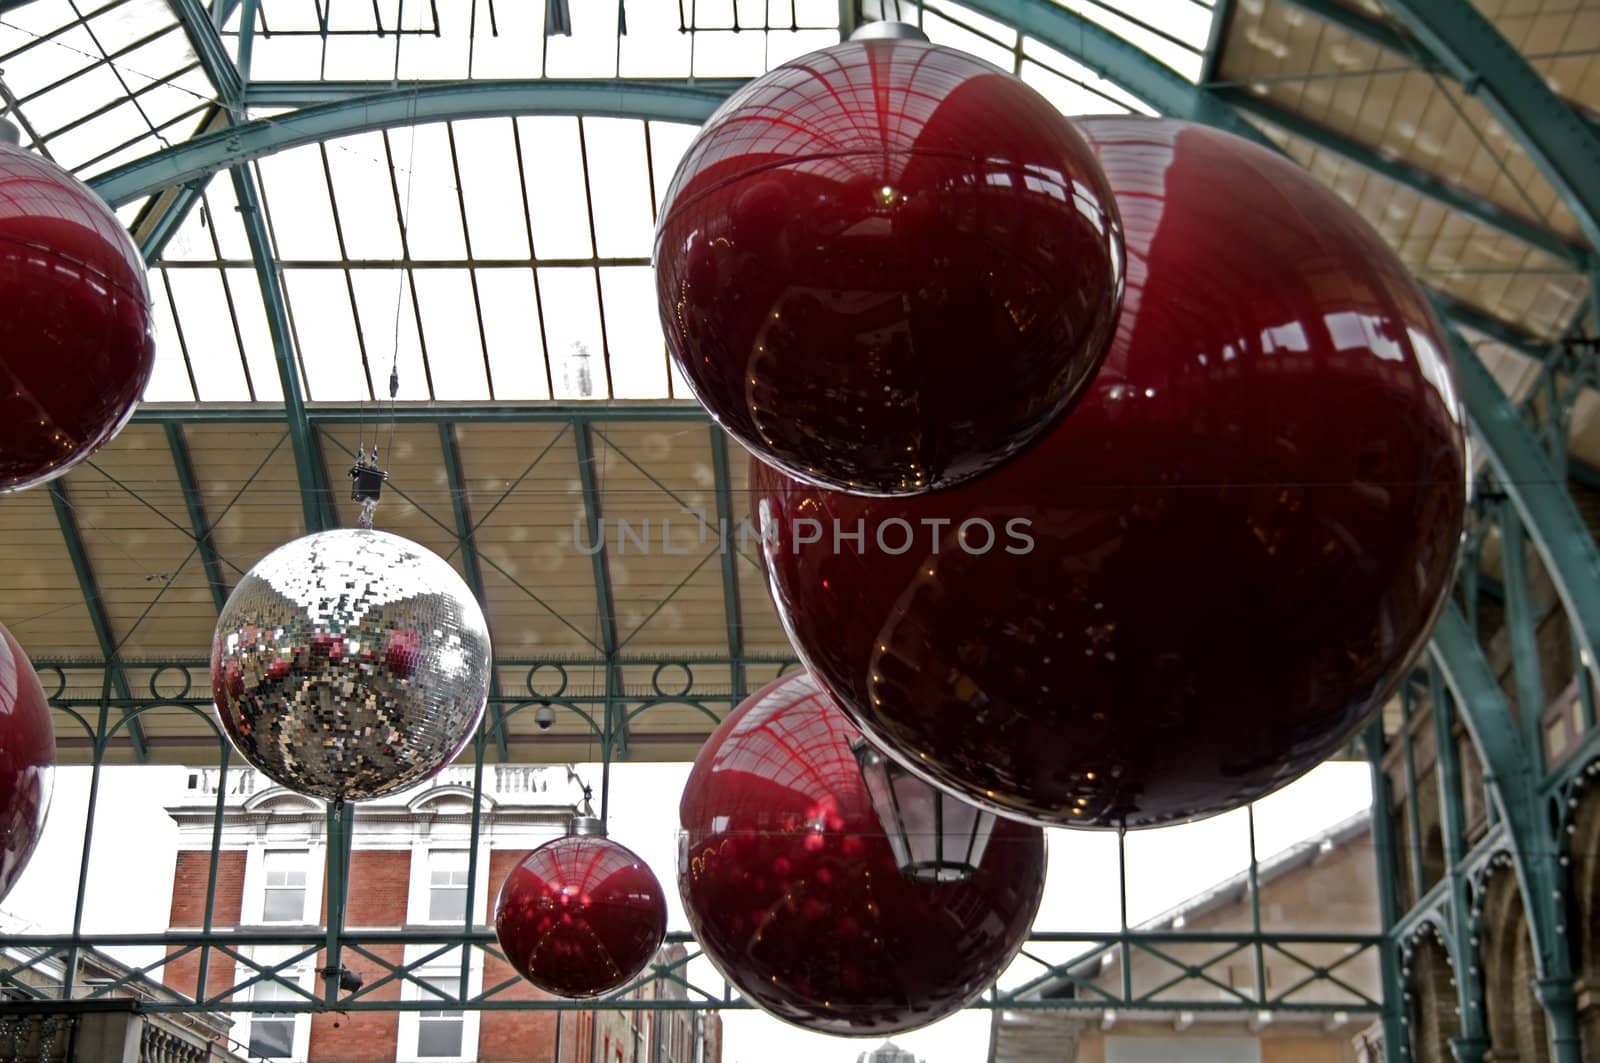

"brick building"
[162,765,719,1063]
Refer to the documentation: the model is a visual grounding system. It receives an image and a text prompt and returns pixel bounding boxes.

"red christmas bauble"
[0,141,154,493]
[0,623,55,901]
[679,672,1045,1036]
[751,116,1467,829]
[655,36,1123,495]
[495,830,667,999]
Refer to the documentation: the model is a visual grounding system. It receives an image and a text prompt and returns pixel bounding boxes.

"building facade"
[162,766,719,1063]
[990,813,1380,1063]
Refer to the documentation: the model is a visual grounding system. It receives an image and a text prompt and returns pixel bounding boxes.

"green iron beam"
[708,427,746,699]
[228,164,332,534]
[242,78,749,109]
[88,81,737,207]
[164,424,230,613]
[1214,85,1588,268]
[439,423,509,761]
[169,0,243,106]
[573,422,623,766]
[133,179,207,262]
[1425,668,1490,1058]
[1426,604,1583,1062]
[1449,327,1600,687]
[46,481,148,762]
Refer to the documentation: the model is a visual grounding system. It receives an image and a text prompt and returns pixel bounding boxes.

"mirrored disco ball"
[211,529,492,802]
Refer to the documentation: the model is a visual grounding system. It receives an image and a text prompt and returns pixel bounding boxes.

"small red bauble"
[0,623,55,901]
[495,827,667,999]
[0,141,154,492]
[655,36,1123,495]
[751,116,1467,829]
[679,672,1045,1036]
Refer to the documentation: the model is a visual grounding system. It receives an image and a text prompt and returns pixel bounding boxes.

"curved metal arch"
[1427,604,1583,1060]
[87,79,738,207]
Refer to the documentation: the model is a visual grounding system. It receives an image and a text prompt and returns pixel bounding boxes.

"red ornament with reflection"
[679,672,1045,1036]
[655,36,1123,495]
[0,141,154,493]
[751,117,1467,829]
[495,831,667,999]
[0,623,55,901]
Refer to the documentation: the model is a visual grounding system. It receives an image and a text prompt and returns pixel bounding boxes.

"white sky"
[6,759,1372,1063]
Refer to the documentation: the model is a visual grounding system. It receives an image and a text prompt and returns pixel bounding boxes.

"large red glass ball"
[0,142,155,492]
[655,37,1123,495]
[495,832,668,998]
[679,672,1045,1036]
[0,623,55,901]
[752,116,1468,829]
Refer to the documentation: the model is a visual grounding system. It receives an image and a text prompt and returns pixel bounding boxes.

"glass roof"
[0,0,1227,405]
[0,0,1586,410]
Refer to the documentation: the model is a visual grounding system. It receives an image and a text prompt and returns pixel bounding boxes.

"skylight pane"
[477,269,550,401]
[395,1,472,81]
[1020,58,1136,117]
[792,0,839,26]
[51,102,150,173]
[412,270,490,400]
[921,6,1016,69]
[145,269,196,401]
[469,0,543,79]
[89,0,178,53]
[25,65,126,134]
[582,120,654,258]
[453,119,531,260]
[167,269,252,400]
[599,267,669,399]
[1053,0,1206,82]
[284,268,368,400]
[245,33,323,80]
[321,30,395,80]
[692,0,736,29]
[389,125,468,260]
[325,132,406,260]
[156,202,215,263]
[226,268,284,401]
[544,2,620,78]
[767,29,839,66]
[349,269,430,401]
[1022,39,1157,115]
[691,30,769,78]
[257,148,342,260]
[202,178,254,261]
[519,118,593,260]
[0,27,100,91]
[537,268,605,400]
[618,2,693,78]
[647,123,700,215]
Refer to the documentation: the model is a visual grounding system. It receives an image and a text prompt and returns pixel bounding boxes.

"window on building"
[416,974,465,1058]
[427,850,470,922]
[247,977,300,1059]
[261,850,308,924]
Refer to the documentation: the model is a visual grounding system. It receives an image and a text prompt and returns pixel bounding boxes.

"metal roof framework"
[0,0,1596,1054]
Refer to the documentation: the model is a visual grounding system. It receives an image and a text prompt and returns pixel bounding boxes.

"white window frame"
[406,841,491,927]
[260,850,311,924]
[241,843,325,926]
[424,849,471,924]
[397,949,482,1063]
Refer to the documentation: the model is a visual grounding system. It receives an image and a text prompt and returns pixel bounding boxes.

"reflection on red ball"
[655,37,1123,495]
[0,142,154,493]
[679,673,1045,1036]
[384,629,422,678]
[495,832,667,998]
[751,117,1467,829]
[0,623,55,901]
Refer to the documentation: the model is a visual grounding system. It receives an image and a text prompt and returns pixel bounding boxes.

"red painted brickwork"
[164,849,246,1000]
[320,849,412,927]
[307,943,402,1062]
[480,849,558,1061]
